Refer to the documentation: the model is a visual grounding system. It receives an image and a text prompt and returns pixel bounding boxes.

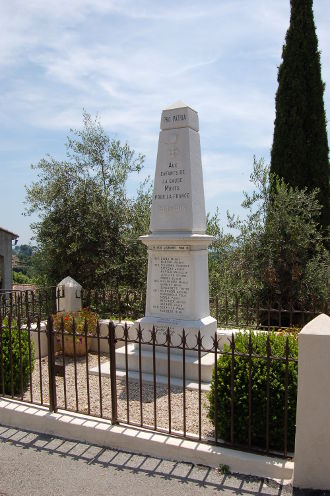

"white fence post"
[293,313,330,490]
[56,276,82,313]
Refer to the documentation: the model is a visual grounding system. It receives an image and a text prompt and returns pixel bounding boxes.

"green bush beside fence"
[208,332,298,452]
[0,318,35,395]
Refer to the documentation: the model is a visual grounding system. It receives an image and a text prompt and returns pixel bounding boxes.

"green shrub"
[0,317,35,395]
[208,332,298,452]
[12,270,34,285]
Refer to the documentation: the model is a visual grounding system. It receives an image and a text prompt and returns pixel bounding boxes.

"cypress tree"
[270,0,329,230]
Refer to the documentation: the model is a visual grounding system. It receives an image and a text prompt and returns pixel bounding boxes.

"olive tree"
[209,158,329,310]
[25,111,151,290]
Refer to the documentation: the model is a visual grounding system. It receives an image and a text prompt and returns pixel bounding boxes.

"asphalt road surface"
[0,424,298,496]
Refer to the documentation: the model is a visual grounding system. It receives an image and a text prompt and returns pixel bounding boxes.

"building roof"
[0,227,19,239]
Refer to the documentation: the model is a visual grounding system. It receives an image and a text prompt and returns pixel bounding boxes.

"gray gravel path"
[23,354,213,438]
[0,424,294,496]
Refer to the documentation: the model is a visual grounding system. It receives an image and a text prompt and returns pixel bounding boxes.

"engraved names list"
[150,252,190,316]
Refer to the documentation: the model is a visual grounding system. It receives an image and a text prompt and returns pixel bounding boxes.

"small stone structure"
[56,276,82,313]
[0,227,18,290]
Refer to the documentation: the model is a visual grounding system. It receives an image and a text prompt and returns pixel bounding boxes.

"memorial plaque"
[149,253,191,317]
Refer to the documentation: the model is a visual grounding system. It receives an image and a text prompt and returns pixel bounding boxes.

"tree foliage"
[25,111,151,290]
[0,318,35,395]
[208,158,329,310]
[206,208,234,298]
[270,0,329,230]
[12,244,37,284]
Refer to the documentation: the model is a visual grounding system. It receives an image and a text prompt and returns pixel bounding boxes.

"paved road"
[0,424,295,496]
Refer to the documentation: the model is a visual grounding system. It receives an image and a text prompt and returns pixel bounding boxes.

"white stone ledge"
[0,398,293,482]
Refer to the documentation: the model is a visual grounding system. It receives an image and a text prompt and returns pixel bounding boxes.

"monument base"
[133,315,217,352]
[89,316,217,388]
[90,344,214,390]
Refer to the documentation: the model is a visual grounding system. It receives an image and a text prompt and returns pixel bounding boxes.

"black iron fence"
[81,288,327,329]
[80,288,145,321]
[0,287,58,323]
[0,286,326,329]
[0,311,298,459]
[210,294,328,329]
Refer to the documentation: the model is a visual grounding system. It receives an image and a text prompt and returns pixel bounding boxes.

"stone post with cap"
[56,276,82,313]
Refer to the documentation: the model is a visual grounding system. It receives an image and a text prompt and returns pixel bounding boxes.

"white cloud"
[0,0,329,242]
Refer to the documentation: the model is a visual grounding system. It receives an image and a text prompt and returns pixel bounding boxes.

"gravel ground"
[21,353,214,439]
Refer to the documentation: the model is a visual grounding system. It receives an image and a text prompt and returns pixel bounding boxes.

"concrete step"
[89,342,215,389]
[89,364,210,391]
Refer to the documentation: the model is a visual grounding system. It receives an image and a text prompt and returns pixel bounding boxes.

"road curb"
[0,398,293,481]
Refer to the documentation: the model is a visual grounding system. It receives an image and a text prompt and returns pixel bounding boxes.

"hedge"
[208,332,298,452]
[0,317,35,395]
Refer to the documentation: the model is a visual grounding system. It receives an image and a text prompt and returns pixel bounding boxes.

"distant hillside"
[12,244,37,284]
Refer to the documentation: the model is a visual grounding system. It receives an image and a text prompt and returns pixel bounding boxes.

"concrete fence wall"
[293,313,330,490]
[29,320,124,358]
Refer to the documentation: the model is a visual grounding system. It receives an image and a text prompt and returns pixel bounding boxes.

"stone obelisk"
[138,101,217,348]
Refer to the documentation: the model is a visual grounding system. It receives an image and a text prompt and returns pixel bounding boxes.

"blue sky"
[1,0,329,244]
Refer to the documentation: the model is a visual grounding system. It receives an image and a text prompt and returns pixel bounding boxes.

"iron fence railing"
[0,287,58,322]
[81,289,326,329]
[0,312,298,459]
[80,288,145,321]
[210,294,328,329]
[0,286,326,330]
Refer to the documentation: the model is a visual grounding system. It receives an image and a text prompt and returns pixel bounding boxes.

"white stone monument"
[91,102,217,388]
[136,101,217,349]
